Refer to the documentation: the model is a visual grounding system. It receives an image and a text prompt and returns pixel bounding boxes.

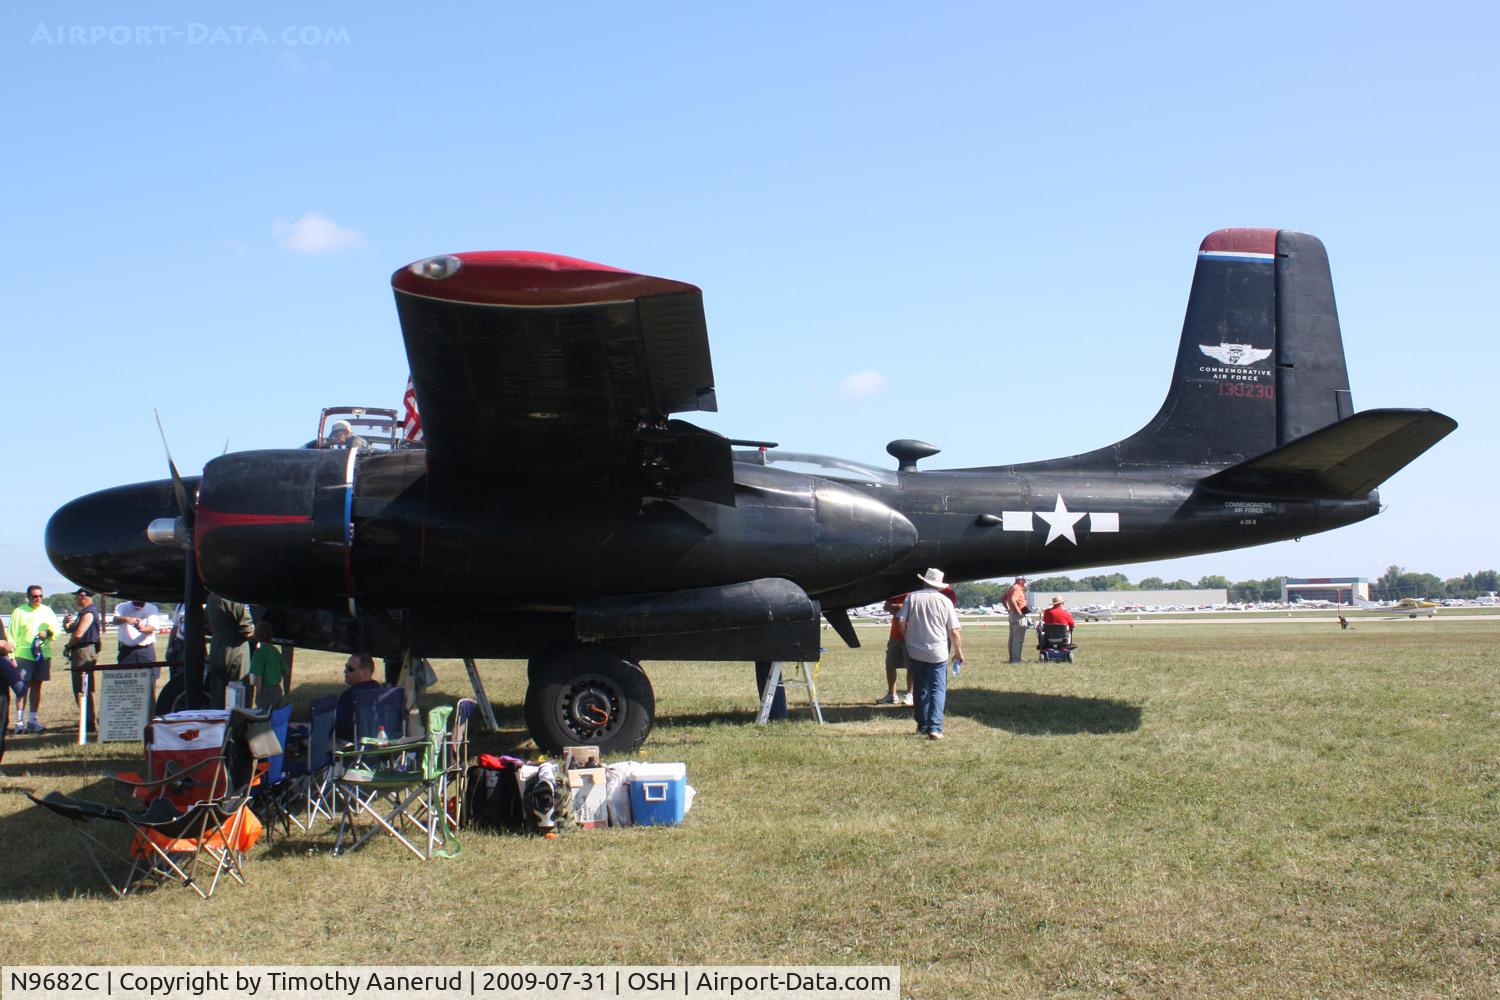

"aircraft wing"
[392,252,733,503]
[1201,408,1456,499]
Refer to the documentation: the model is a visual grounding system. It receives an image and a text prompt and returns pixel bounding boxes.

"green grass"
[1,622,1497,998]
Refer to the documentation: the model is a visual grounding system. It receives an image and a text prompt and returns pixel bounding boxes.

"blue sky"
[3,2,1495,593]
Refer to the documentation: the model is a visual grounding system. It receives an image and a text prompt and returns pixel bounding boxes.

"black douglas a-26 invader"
[47,229,1455,753]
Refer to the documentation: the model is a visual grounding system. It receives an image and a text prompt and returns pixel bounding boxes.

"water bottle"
[375,724,388,744]
[951,657,963,676]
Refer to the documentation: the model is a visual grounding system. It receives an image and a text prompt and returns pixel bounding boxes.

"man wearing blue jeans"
[898,568,965,741]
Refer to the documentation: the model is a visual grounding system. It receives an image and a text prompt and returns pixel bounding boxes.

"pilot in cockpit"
[329,419,368,451]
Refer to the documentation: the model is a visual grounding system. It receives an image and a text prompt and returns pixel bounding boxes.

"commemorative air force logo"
[1199,343,1272,366]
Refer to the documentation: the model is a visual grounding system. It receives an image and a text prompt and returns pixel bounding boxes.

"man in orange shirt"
[1002,576,1030,663]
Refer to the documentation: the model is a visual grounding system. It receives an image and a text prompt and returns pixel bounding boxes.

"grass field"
[1,619,1496,998]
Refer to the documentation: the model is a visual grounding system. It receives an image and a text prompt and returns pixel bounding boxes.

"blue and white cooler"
[628,763,688,826]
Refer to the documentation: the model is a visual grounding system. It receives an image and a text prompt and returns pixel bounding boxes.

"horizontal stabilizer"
[1201,408,1456,499]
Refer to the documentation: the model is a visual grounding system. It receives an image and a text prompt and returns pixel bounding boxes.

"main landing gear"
[155,674,189,715]
[523,641,655,756]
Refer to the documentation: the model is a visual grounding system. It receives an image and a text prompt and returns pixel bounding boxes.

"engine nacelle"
[196,449,355,609]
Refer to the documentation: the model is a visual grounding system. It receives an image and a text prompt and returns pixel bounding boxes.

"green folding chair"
[331,704,458,860]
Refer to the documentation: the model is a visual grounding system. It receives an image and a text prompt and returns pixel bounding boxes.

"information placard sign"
[98,669,153,742]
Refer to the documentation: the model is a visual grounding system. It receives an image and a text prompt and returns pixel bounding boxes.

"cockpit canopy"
[732,448,899,487]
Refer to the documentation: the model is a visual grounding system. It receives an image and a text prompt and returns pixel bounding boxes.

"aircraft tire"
[524,644,654,756]
[154,674,189,715]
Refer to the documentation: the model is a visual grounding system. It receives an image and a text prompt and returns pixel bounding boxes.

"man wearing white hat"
[329,419,367,451]
[897,568,965,740]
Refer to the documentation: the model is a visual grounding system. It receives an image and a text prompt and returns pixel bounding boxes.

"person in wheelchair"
[1037,596,1078,662]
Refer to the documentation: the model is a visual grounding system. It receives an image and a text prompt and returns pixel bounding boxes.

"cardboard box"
[563,745,601,770]
[566,766,608,829]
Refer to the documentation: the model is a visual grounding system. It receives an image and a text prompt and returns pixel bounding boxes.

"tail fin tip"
[1199,228,1279,256]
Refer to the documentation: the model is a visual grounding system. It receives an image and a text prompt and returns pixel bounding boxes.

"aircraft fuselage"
[823,466,1379,609]
[46,450,1377,660]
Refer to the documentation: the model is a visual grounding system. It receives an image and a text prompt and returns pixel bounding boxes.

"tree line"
[1371,567,1497,602]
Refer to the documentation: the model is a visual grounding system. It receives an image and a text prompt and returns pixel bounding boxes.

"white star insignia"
[1037,494,1086,546]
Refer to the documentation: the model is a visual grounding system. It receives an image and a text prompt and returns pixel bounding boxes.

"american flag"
[402,376,423,442]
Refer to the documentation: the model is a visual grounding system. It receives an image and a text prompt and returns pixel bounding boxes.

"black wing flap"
[1202,408,1457,498]
[393,252,729,500]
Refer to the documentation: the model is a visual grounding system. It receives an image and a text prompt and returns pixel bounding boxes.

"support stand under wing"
[756,660,824,725]
[462,656,499,732]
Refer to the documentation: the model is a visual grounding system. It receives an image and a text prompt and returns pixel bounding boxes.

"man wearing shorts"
[10,586,61,733]
[875,593,913,706]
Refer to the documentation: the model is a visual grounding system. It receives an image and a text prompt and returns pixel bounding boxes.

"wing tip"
[392,251,700,307]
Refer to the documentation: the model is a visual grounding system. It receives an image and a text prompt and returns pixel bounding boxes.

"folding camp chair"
[348,685,406,744]
[442,698,477,827]
[249,703,294,841]
[30,708,277,898]
[120,710,235,810]
[282,694,338,830]
[332,704,457,860]
[326,685,408,831]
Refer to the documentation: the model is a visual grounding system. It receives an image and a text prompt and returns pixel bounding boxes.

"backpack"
[464,754,526,831]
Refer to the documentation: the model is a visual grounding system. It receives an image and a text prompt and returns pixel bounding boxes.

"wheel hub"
[557,674,622,740]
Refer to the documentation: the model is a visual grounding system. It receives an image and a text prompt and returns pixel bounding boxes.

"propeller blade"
[152,409,208,711]
[153,409,196,530]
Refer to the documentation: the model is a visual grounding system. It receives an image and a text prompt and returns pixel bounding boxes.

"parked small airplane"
[46,229,1456,752]
[1353,596,1440,618]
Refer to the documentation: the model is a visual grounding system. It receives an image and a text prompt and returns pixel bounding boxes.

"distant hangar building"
[1281,577,1370,603]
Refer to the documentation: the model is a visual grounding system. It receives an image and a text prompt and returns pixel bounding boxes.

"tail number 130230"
[1218,382,1275,399]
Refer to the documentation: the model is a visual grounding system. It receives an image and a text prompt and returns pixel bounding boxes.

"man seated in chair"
[1042,596,1076,632]
[334,653,382,742]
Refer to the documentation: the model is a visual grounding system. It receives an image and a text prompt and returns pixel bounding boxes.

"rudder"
[1274,230,1354,442]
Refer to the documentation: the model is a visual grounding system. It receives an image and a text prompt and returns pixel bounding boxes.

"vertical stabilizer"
[1113,228,1352,469]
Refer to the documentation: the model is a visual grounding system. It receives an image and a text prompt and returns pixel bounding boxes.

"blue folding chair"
[249,703,293,840]
[350,686,406,745]
[283,695,337,830]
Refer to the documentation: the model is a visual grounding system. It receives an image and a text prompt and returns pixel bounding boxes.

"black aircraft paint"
[46,230,1455,753]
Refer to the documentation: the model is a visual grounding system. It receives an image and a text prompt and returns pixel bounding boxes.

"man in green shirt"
[247,621,287,709]
[11,586,61,733]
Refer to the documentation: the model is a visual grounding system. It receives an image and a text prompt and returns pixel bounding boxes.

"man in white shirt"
[113,599,161,681]
[898,568,965,741]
